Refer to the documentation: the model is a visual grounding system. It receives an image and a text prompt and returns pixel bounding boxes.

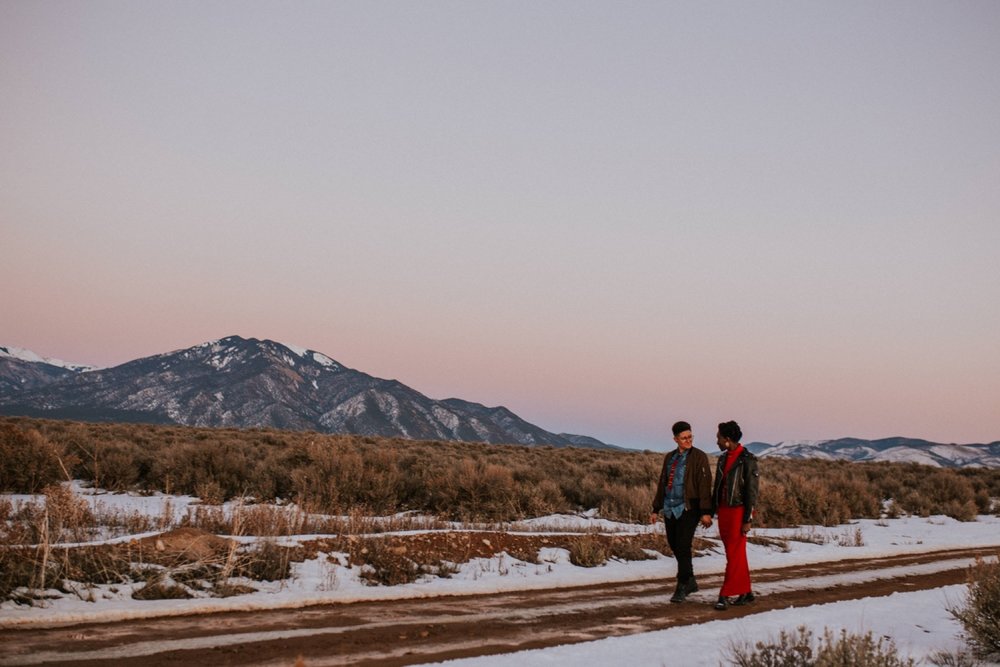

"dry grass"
[567,534,609,567]
[950,555,1000,660]
[728,626,916,666]
[3,416,999,530]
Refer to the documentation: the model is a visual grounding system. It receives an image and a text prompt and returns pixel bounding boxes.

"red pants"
[717,504,751,596]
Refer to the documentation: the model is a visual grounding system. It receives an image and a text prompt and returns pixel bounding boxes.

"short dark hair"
[718,420,742,442]
[672,421,691,436]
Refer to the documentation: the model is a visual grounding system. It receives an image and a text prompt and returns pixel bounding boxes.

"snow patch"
[0,345,97,372]
[432,406,460,434]
[284,343,309,358]
[311,352,339,369]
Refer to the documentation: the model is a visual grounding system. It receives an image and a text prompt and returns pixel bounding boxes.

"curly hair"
[718,420,742,442]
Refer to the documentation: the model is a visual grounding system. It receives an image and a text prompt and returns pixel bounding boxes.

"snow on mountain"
[0,345,97,396]
[0,346,96,372]
[0,336,618,450]
[753,437,1000,468]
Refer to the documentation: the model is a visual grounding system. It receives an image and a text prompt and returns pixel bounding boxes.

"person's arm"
[650,453,670,515]
[742,454,760,530]
[709,455,723,518]
[695,450,713,527]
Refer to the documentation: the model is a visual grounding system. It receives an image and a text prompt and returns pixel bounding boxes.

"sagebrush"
[950,555,1000,660]
[728,626,915,667]
[2,416,998,526]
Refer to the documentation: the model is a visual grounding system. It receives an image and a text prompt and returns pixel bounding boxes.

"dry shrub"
[71,438,141,491]
[0,424,69,493]
[728,626,915,666]
[348,535,460,586]
[608,538,656,561]
[93,506,155,536]
[233,541,292,582]
[950,555,1000,660]
[835,525,865,547]
[0,548,37,601]
[8,484,98,545]
[597,483,652,523]
[505,541,540,564]
[0,543,134,603]
[49,545,134,588]
[352,537,421,586]
[447,459,518,520]
[568,534,608,567]
[942,500,979,523]
[236,504,306,537]
[212,582,257,597]
[927,649,981,667]
[195,480,226,505]
[747,534,791,552]
[132,579,192,600]
[754,480,801,527]
[513,477,563,518]
[182,505,230,534]
[6,416,999,528]
[42,484,95,543]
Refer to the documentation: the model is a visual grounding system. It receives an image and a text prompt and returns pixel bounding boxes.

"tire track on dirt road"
[1,545,996,667]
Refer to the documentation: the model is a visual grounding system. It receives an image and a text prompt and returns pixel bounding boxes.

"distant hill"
[746,438,1000,468]
[0,336,622,450]
[0,346,96,395]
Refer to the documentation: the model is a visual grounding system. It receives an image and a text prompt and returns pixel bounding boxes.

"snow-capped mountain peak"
[750,437,1000,468]
[0,346,96,372]
[0,336,616,450]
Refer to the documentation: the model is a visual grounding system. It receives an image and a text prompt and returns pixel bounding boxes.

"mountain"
[0,336,619,449]
[748,438,1000,468]
[0,346,95,395]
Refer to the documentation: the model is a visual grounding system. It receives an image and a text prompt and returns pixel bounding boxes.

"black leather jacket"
[712,447,759,524]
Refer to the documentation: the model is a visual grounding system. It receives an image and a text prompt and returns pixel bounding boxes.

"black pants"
[663,509,700,583]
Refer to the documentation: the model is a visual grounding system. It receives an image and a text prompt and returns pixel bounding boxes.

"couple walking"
[649,420,759,610]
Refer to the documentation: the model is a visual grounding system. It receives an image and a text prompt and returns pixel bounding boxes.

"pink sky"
[3,3,999,450]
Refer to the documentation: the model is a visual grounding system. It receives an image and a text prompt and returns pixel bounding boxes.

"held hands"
[741,522,752,535]
[699,514,712,529]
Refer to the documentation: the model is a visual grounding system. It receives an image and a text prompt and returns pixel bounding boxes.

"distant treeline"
[1,416,997,526]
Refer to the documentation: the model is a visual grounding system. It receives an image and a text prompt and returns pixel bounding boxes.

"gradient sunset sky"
[3,2,999,451]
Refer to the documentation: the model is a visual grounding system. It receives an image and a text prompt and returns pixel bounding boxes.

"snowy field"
[2,485,999,665]
[427,585,979,666]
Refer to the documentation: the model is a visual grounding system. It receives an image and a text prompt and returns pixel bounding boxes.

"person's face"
[716,431,731,451]
[674,430,694,451]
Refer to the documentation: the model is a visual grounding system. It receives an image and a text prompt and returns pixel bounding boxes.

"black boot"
[713,595,729,610]
[685,577,699,594]
[670,582,686,603]
[731,592,755,606]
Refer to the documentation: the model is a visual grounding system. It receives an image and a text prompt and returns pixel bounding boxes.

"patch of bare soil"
[135,528,233,565]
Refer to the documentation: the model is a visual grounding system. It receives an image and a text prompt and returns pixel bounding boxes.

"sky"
[2,2,999,451]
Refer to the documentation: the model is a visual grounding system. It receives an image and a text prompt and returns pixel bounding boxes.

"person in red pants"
[711,420,759,610]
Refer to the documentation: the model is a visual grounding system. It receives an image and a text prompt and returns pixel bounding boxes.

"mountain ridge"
[3,338,997,466]
[0,336,622,450]
[746,437,1000,468]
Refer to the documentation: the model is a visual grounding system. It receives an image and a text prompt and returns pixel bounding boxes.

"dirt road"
[1,545,995,667]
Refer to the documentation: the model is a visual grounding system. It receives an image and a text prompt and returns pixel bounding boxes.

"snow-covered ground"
[2,485,999,665]
[426,585,979,666]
